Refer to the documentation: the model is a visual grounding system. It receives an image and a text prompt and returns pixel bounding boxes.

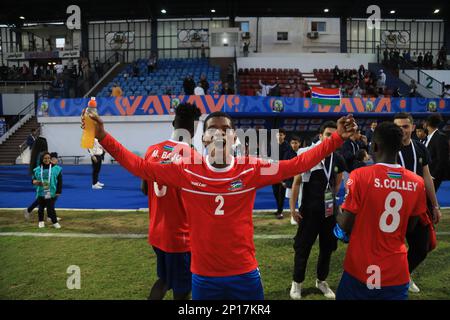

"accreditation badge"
[324,184,334,218]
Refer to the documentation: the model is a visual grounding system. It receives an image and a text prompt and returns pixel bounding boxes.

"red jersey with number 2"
[100,131,344,277]
[341,163,427,287]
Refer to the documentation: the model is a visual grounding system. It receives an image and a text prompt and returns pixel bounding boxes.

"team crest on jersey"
[387,172,402,180]
[229,179,244,191]
[346,178,354,186]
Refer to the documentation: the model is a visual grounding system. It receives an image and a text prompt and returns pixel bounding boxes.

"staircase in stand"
[0,116,39,165]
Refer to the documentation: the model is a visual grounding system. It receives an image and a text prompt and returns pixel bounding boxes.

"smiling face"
[394,118,414,145]
[42,154,51,165]
[202,116,236,166]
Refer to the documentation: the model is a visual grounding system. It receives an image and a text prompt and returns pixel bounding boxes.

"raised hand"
[337,114,358,140]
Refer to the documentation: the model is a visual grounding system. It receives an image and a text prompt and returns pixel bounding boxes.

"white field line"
[0,232,449,239]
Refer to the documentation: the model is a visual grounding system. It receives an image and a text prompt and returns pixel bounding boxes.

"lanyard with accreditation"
[40,164,52,199]
[322,153,334,218]
[398,141,417,174]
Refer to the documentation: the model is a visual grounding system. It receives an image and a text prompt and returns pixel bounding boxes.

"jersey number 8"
[379,191,402,233]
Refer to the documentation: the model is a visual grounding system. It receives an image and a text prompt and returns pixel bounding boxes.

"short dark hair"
[173,103,201,132]
[319,121,337,134]
[278,128,287,136]
[203,111,235,133]
[373,122,403,155]
[290,135,301,143]
[50,152,58,158]
[40,151,51,163]
[394,112,414,124]
[426,113,443,128]
[355,149,368,162]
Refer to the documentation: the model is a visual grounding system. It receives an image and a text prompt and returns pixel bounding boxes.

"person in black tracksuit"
[290,121,347,299]
[341,129,368,172]
[271,128,292,219]
[394,113,442,293]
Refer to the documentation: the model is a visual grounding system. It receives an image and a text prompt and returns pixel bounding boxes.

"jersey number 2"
[215,195,224,215]
[379,191,402,233]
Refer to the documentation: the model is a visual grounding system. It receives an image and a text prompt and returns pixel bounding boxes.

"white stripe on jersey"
[183,168,255,181]
[181,187,256,196]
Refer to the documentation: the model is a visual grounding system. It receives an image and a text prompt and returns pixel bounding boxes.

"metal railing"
[0,81,51,93]
[417,69,446,97]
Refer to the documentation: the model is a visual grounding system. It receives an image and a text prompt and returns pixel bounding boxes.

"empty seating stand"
[97,58,222,97]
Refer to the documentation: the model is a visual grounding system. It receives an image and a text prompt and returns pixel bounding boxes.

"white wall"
[38,115,206,164]
[235,17,341,55]
[1,94,34,115]
[420,70,450,86]
[237,53,377,72]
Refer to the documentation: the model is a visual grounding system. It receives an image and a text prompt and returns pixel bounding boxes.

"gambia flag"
[311,87,341,105]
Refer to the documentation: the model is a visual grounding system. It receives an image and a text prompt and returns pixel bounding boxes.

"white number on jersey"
[153,182,167,197]
[214,195,225,215]
[379,191,402,233]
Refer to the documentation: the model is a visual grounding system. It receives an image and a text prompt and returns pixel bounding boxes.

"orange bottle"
[81,97,98,149]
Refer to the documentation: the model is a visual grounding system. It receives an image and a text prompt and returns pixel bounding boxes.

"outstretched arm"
[86,113,183,188]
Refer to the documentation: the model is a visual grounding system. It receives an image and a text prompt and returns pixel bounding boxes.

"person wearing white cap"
[378,69,386,90]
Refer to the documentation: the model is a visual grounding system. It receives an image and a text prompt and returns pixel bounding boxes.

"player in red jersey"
[142,103,201,300]
[336,122,427,300]
[85,111,357,300]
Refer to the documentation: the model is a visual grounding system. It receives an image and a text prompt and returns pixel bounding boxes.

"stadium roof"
[1,0,448,25]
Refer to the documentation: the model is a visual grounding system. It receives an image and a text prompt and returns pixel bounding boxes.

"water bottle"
[81,97,98,149]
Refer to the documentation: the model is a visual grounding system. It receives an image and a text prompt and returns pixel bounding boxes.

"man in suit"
[424,113,450,192]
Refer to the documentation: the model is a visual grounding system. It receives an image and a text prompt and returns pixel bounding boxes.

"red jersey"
[145,139,193,253]
[100,131,343,277]
[341,163,427,287]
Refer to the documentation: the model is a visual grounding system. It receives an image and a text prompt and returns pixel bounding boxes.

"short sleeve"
[334,153,347,174]
[411,179,427,217]
[341,171,361,215]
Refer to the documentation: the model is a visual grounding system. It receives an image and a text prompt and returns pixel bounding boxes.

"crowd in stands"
[382,46,448,70]
[1,56,111,98]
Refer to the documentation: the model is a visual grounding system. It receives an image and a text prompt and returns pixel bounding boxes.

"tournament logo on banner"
[427,101,437,112]
[171,98,181,112]
[365,100,374,112]
[272,99,284,112]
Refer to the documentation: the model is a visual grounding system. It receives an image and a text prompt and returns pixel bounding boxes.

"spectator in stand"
[148,53,157,73]
[357,65,366,82]
[417,52,424,68]
[303,85,312,98]
[383,49,389,64]
[243,41,250,57]
[194,82,205,95]
[94,58,102,77]
[392,87,402,97]
[32,64,39,80]
[352,84,363,98]
[333,65,341,82]
[21,64,30,80]
[293,84,302,98]
[221,82,234,95]
[405,50,411,62]
[111,83,123,97]
[409,80,418,97]
[411,52,417,65]
[377,87,385,98]
[377,69,386,90]
[201,44,206,59]
[199,74,209,94]
[258,79,277,97]
[270,78,281,97]
[183,74,195,95]
[133,62,140,77]
[441,84,450,98]
[82,57,90,81]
